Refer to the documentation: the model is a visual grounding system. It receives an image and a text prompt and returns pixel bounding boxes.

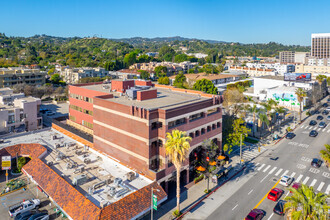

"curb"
[176,165,247,220]
[0,186,26,197]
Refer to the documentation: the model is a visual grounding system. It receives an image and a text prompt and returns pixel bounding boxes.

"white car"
[279,175,294,187]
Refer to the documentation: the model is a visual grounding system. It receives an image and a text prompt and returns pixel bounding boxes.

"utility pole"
[151,187,160,220]
[240,133,242,165]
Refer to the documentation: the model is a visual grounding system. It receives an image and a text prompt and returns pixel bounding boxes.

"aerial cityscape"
[0,1,329,220]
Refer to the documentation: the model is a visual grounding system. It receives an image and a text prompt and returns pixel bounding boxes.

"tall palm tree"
[165,129,192,214]
[258,113,269,137]
[261,102,272,131]
[247,104,260,137]
[320,144,330,168]
[295,88,307,123]
[285,184,329,219]
[316,75,326,99]
[275,106,286,129]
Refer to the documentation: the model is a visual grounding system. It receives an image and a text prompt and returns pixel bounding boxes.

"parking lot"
[40,102,69,127]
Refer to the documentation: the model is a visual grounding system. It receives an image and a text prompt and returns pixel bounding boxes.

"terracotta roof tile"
[99,182,167,220]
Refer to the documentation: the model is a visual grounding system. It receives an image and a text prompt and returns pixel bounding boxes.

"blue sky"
[1,0,329,45]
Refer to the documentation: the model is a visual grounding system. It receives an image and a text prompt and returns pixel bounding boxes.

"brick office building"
[68,80,222,191]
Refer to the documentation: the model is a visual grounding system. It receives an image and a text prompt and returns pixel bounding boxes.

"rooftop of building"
[1,129,166,220]
[312,33,330,38]
[258,75,284,80]
[80,82,212,110]
[169,72,238,81]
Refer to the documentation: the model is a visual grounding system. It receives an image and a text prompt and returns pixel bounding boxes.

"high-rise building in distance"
[311,33,330,58]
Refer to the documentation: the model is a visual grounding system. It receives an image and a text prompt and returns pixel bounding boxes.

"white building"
[0,88,42,133]
[245,62,295,75]
[60,67,109,84]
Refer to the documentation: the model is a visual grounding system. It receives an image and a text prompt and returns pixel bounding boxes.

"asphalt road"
[206,106,330,220]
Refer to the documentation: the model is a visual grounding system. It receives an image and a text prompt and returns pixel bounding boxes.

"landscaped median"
[0,178,27,197]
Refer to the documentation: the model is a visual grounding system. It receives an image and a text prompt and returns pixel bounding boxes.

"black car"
[27,212,49,220]
[309,120,317,126]
[323,103,328,107]
[15,211,35,220]
[286,132,295,139]
[309,130,318,137]
[322,110,329,115]
[317,115,324,120]
[319,121,326,128]
[273,200,286,216]
[311,158,322,168]
[315,110,320,114]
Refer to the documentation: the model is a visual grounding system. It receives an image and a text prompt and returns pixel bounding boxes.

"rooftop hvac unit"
[47,161,53,166]
[114,178,122,187]
[84,158,91,164]
[102,85,110,89]
[126,172,136,181]
[72,174,87,186]
[108,187,116,197]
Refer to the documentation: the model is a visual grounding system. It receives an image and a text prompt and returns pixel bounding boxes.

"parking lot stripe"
[317,182,325,191]
[325,185,330,195]
[310,179,317,187]
[275,168,283,176]
[302,176,310,184]
[269,167,277,174]
[263,165,271,172]
[296,174,303,182]
[257,164,265,171]
[282,170,289,177]
[290,172,296,178]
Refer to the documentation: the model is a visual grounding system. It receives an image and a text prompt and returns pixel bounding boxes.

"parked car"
[319,121,326,128]
[279,175,294,187]
[326,107,330,111]
[323,103,328,107]
[309,130,318,137]
[311,158,322,168]
[15,211,35,220]
[315,110,320,114]
[27,212,49,220]
[245,209,265,220]
[309,120,317,126]
[8,199,40,218]
[0,139,4,143]
[328,98,330,103]
[267,188,284,201]
[317,115,324,120]
[290,182,301,193]
[327,115,330,121]
[322,110,329,115]
[286,132,295,139]
[45,111,55,116]
[273,200,287,216]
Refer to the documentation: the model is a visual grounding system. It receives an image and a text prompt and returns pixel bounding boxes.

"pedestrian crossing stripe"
[275,169,283,176]
[317,182,325,191]
[291,172,296,178]
[325,185,330,195]
[282,170,289,177]
[310,179,317,187]
[257,164,265,171]
[269,167,277,174]
[296,174,303,182]
[263,165,271,172]
[302,176,310,184]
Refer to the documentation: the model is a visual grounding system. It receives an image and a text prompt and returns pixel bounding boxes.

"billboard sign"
[2,156,11,170]
[284,73,311,82]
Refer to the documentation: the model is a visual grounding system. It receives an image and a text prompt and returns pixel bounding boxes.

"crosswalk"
[300,124,330,133]
[231,145,267,162]
[250,163,330,195]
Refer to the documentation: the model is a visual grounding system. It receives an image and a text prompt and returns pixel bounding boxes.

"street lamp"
[151,187,160,220]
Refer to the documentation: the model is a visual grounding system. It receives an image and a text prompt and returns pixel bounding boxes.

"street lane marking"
[255,163,260,166]
[310,179,317,187]
[322,128,326,132]
[317,128,321,131]
[232,204,238,210]
[257,164,265,171]
[248,189,253,195]
[263,165,271,172]
[327,130,330,133]
[275,168,283,176]
[309,126,313,130]
[297,164,306,169]
[301,125,305,128]
[284,191,290,198]
[302,176,310,184]
[267,213,274,220]
[309,168,320,174]
[260,174,270,183]
[282,170,289,177]
[269,167,277,174]
[322,172,330,179]
[254,178,281,209]
[317,182,325,191]
[296,174,303,182]
[325,185,330,195]
[291,172,296,178]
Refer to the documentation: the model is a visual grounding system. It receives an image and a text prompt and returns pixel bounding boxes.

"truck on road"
[8,199,40,218]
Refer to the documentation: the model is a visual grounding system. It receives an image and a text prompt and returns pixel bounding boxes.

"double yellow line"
[253,178,281,209]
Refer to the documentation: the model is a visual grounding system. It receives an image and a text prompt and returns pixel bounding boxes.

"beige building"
[130,61,198,74]
[279,51,295,63]
[0,67,47,88]
[230,66,276,77]
[0,88,42,133]
[295,64,330,74]
[311,33,330,58]
[60,67,108,84]
[294,52,310,64]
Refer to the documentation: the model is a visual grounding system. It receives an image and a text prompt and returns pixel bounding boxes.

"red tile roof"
[99,181,167,220]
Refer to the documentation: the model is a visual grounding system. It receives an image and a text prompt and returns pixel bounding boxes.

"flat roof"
[258,75,284,80]
[81,83,210,110]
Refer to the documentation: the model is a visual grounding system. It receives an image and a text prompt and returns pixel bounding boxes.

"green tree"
[285,184,329,219]
[320,144,330,167]
[138,70,150,80]
[258,113,269,137]
[174,54,189,63]
[159,46,175,61]
[223,118,251,154]
[48,68,55,75]
[193,78,218,94]
[201,139,219,193]
[295,88,307,122]
[17,157,26,172]
[158,76,170,85]
[50,73,62,84]
[316,74,327,98]
[165,130,192,215]
[154,66,168,78]
[173,73,187,89]
[123,51,137,67]
[247,104,260,137]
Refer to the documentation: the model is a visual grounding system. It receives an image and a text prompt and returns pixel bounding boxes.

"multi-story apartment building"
[279,51,295,63]
[294,52,310,64]
[60,67,109,84]
[68,80,222,191]
[0,88,42,133]
[130,61,198,74]
[230,66,276,76]
[311,33,330,59]
[245,62,295,74]
[295,64,330,74]
[0,67,47,88]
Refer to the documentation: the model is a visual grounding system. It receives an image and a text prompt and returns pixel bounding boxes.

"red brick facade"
[111,80,134,92]
[137,89,157,101]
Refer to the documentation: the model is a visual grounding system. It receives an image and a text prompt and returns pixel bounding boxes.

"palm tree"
[247,104,260,137]
[258,113,269,138]
[320,144,330,168]
[261,102,272,131]
[165,129,192,215]
[275,106,286,130]
[285,184,329,219]
[295,88,307,123]
[316,75,327,99]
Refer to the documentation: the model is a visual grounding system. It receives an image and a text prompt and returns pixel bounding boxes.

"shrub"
[173,210,181,217]
[194,174,204,184]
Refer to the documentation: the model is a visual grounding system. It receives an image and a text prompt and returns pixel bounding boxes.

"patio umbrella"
[196,166,206,172]
[209,161,217,166]
[217,155,225,160]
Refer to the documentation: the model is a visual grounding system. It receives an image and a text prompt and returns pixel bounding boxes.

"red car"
[245,209,265,220]
[290,182,301,193]
[267,188,284,201]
